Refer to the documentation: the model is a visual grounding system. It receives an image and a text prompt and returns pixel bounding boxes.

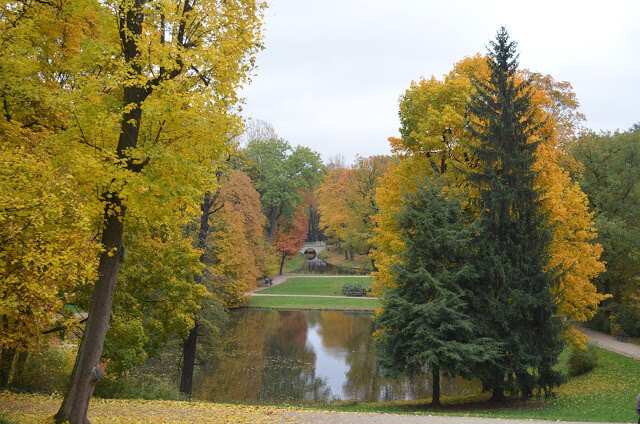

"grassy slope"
[281,252,306,274]
[319,346,640,422]
[248,295,380,311]
[317,246,372,271]
[258,276,373,296]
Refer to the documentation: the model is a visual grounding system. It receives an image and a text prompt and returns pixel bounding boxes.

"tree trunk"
[490,384,505,402]
[349,250,354,261]
[279,254,286,275]
[266,205,280,242]
[0,348,15,387]
[11,351,28,385]
[56,1,148,420]
[180,191,217,397]
[370,258,378,273]
[431,367,440,406]
[55,208,125,424]
[179,323,198,398]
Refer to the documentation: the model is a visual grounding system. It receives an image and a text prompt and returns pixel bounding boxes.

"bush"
[11,346,75,393]
[341,281,370,296]
[94,374,185,400]
[568,345,599,376]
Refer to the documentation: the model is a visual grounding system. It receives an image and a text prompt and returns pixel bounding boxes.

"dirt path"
[576,325,640,360]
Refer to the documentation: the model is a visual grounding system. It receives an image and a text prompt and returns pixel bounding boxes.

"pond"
[190,309,480,403]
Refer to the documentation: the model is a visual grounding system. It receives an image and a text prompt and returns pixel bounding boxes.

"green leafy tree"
[243,137,324,241]
[375,176,499,406]
[572,126,640,334]
[466,28,563,399]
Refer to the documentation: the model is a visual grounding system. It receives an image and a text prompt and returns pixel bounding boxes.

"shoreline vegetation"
[1,346,639,423]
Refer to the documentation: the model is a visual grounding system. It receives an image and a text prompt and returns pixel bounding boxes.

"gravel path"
[278,411,619,424]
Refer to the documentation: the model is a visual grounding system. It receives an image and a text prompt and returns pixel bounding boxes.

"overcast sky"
[240,0,640,163]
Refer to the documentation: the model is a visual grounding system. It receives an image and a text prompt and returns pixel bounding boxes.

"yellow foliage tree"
[317,156,389,260]
[1,0,265,419]
[373,56,606,343]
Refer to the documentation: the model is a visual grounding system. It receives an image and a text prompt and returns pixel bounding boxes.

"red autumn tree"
[273,208,308,275]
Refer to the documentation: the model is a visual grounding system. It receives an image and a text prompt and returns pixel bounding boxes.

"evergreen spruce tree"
[466,27,564,400]
[375,176,499,406]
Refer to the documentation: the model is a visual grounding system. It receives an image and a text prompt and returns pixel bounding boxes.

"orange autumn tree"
[207,171,276,307]
[373,56,607,343]
[273,208,308,275]
[316,155,389,261]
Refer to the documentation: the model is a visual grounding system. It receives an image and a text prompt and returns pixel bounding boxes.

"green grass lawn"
[316,245,373,271]
[248,295,379,311]
[281,252,306,273]
[258,276,373,296]
[317,345,640,422]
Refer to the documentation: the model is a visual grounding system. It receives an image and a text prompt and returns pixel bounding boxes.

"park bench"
[344,289,366,297]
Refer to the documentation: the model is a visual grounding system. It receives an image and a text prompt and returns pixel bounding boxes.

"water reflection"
[191,310,480,403]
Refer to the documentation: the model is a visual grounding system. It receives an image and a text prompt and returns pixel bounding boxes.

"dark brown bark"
[55,0,149,421]
[179,322,197,397]
[0,348,15,387]
[55,207,124,424]
[431,367,440,406]
[279,253,286,275]
[180,191,217,397]
[13,351,27,383]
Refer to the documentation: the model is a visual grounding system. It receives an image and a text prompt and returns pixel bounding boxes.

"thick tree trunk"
[179,323,198,398]
[279,254,286,275]
[431,367,440,406]
[56,2,148,420]
[0,348,15,387]
[55,208,125,424]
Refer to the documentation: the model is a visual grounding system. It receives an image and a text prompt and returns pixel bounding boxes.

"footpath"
[576,325,640,360]
[278,412,620,424]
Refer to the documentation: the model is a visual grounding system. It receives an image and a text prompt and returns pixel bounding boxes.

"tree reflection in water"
[191,310,480,403]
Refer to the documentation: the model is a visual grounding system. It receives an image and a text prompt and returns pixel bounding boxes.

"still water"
[191,310,480,403]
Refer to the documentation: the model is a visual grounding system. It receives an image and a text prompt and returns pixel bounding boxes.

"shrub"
[11,346,75,393]
[568,345,599,376]
[94,374,185,400]
[341,281,370,296]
